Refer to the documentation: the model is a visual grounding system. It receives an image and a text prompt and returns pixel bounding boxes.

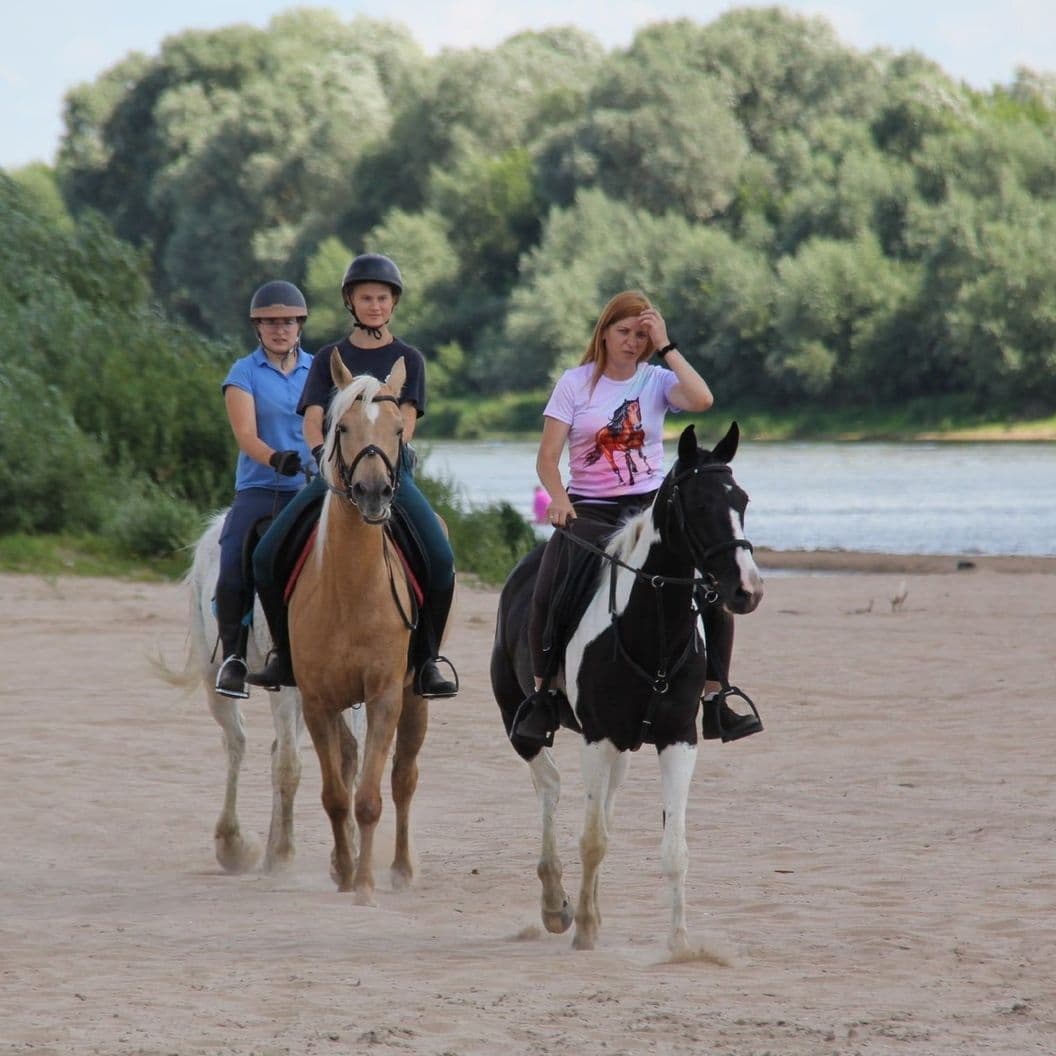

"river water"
[417,439,1056,557]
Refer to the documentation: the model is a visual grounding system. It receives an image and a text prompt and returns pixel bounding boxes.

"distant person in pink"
[533,484,551,525]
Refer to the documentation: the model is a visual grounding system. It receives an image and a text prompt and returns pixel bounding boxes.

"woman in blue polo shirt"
[213,280,314,699]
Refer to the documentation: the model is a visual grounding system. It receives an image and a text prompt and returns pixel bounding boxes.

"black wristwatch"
[655,341,677,360]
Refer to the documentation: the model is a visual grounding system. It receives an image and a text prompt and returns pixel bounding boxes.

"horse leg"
[303,702,356,892]
[352,687,403,905]
[207,690,262,873]
[528,747,574,934]
[658,742,698,954]
[573,739,622,950]
[595,749,629,930]
[339,711,360,867]
[263,689,304,873]
[390,688,428,891]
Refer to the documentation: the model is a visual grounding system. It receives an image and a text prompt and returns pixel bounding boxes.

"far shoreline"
[754,548,1056,575]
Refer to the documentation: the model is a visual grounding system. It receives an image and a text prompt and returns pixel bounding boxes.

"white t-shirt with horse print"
[544,363,680,499]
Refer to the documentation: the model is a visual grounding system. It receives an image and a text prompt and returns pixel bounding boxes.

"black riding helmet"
[249,280,308,320]
[342,254,402,338]
[341,253,403,298]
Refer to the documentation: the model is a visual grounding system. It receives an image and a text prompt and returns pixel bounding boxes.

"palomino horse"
[491,423,763,952]
[582,397,653,486]
[157,513,365,874]
[288,350,427,902]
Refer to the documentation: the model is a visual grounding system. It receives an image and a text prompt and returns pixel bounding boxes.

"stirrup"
[416,655,459,699]
[702,686,763,743]
[215,655,249,699]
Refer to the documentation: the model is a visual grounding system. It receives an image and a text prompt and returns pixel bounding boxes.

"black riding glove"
[269,449,302,477]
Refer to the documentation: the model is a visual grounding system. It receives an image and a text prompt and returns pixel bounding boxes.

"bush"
[106,484,201,558]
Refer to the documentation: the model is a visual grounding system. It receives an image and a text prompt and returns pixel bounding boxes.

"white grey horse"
[157,510,363,873]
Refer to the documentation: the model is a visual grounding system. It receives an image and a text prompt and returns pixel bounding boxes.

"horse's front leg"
[207,691,262,873]
[573,739,622,950]
[390,687,428,891]
[529,747,574,934]
[263,689,304,873]
[353,684,403,905]
[303,702,356,892]
[658,741,698,955]
[623,451,637,485]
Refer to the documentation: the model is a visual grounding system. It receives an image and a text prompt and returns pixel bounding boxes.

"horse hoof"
[542,899,574,934]
[214,833,262,875]
[571,928,597,951]
[390,866,413,892]
[353,887,376,907]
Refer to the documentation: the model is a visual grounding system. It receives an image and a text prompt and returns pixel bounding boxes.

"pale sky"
[3,1,1054,171]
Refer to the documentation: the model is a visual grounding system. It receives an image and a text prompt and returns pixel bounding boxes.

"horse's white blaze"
[564,510,660,709]
[729,506,764,602]
[658,742,697,953]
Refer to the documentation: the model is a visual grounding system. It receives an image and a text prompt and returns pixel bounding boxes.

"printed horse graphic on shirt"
[582,398,654,486]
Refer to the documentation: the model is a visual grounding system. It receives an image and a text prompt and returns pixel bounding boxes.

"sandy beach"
[1,554,1053,1055]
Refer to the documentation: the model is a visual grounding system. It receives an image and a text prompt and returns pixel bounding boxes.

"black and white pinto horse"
[491,423,763,952]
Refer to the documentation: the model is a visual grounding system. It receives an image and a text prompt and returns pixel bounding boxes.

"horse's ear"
[386,356,407,398]
[711,421,740,464]
[677,424,698,466]
[330,346,354,390]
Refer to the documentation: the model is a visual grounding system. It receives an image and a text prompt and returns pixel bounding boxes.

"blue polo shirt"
[222,345,314,492]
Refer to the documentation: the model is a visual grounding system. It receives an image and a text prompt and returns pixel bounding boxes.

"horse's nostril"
[381,485,393,501]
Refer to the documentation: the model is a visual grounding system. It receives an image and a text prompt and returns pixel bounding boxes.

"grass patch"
[0,533,189,581]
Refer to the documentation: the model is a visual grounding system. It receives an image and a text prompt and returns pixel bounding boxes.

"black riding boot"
[412,580,458,698]
[510,687,563,749]
[214,583,250,699]
[700,688,764,742]
[244,585,296,690]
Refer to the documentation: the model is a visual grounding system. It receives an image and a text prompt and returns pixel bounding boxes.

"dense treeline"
[0,173,534,575]
[52,6,1056,410]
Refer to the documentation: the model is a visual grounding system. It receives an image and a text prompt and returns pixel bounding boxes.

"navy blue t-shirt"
[298,337,427,419]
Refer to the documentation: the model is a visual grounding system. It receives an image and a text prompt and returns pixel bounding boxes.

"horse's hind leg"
[263,689,304,873]
[207,691,262,873]
[390,689,428,891]
[658,742,698,955]
[573,739,622,950]
[529,748,574,934]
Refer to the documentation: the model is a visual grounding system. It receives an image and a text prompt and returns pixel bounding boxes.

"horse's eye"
[336,424,346,435]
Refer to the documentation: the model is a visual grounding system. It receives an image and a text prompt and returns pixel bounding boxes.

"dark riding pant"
[218,488,300,605]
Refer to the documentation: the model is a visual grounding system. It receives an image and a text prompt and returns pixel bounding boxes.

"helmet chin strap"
[346,306,391,341]
[352,316,386,337]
